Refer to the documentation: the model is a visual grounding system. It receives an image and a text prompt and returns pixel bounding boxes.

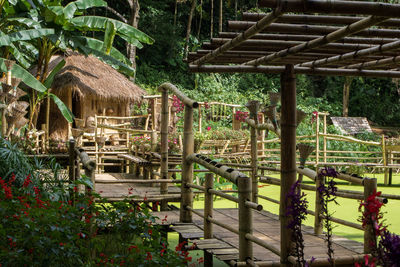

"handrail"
[158,82,198,108]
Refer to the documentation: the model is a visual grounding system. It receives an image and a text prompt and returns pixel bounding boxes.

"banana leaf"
[49,93,74,123]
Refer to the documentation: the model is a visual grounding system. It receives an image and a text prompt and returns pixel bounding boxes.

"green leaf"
[49,93,74,123]
[102,20,116,55]
[8,43,32,69]
[78,44,135,77]
[0,58,46,93]
[80,37,131,65]
[63,2,77,19]
[44,59,65,89]
[74,0,106,10]
[0,29,55,47]
[7,18,42,29]
[71,16,154,46]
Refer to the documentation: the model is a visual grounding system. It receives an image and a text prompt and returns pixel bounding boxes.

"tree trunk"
[219,0,223,33]
[173,0,178,31]
[197,0,203,38]
[127,0,140,82]
[342,76,353,117]
[184,0,197,58]
[235,0,238,20]
[210,0,214,38]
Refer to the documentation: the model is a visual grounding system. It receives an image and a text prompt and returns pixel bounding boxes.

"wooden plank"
[208,248,239,255]
[216,254,239,261]
[197,242,233,249]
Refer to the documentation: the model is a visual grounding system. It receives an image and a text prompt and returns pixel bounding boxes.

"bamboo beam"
[238,175,253,261]
[187,153,248,185]
[191,7,284,65]
[158,83,198,108]
[211,37,375,51]
[245,233,280,256]
[219,31,398,45]
[299,40,400,68]
[279,64,297,267]
[243,13,400,27]
[189,64,400,78]
[259,0,400,17]
[244,16,389,66]
[228,21,400,39]
[344,55,400,69]
[363,177,378,254]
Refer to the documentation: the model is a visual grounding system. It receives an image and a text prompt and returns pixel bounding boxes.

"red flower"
[206,126,211,131]
[59,243,64,246]
[23,175,32,188]
[146,252,152,261]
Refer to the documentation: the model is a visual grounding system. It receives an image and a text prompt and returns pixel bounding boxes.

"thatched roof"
[49,52,146,102]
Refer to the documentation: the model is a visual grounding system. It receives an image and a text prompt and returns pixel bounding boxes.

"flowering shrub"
[286,180,308,266]
[172,95,184,113]
[0,175,189,266]
[132,135,180,154]
[317,167,339,265]
[234,110,248,122]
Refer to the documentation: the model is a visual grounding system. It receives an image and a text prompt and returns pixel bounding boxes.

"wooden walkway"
[95,173,181,201]
[153,208,364,265]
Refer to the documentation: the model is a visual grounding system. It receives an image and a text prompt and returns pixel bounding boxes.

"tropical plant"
[2,0,153,128]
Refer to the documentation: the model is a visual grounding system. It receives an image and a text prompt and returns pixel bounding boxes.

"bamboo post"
[363,177,378,254]
[151,98,157,130]
[159,87,169,211]
[323,113,327,164]
[382,135,388,185]
[232,107,236,130]
[238,175,253,261]
[204,173,214,267]
[41,124,46,153]
[315,112,320,168]
[68,139,76,204]
[180,104,195,223]
[279,64,297,267]
[260,112,266,157]
[94,115,99,173]
[246,100,260,203]
[314,170,324,235]
[198,104,202,133]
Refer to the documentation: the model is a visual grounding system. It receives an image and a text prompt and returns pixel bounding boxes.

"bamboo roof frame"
[188,0,400,77]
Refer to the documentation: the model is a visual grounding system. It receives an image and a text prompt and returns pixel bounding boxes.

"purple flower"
[286,180,308,266]
[379,230,400,266]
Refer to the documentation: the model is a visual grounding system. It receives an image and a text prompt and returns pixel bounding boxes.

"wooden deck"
[153,208,364,265]
[93,173,364,265]
[95,173,181,201]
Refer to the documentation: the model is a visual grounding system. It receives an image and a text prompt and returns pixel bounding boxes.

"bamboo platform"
[153,208,364,265]
[95,173,181,201]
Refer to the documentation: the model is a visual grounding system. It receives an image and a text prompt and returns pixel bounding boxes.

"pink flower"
[206,126,211,131]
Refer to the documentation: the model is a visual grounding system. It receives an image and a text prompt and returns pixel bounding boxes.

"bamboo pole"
[299,39,400,68]
[68,139,76,202]
[345,55,400,70]
[219,31,398,45]
[363,177,378,254]
[204,173,213,267]
[180,105,195,223]
[246,100,259,203]
[315,112,320,168]
[188,64,400,78]
[382,135,388,185]
[243,12,400,27]
[244,16,388,66]
[238,175,252,261]
[259,0,400,17]
[151,98,157,130]
[191,6,283,65]
[158,86,169,211]
[279,65,297,267]
[314,171,324,235]
[323,114,327,163]
[198,104,202,133]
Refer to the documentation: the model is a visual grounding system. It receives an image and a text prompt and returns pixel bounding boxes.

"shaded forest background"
[88,0,400,127]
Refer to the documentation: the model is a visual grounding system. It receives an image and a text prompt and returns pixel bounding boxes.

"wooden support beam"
[259,0,400,17]
[244,16,388,66]
[158,85,169,211]
[219,31,398,45]
[228,21,400,39]
[246,100,260,203]
[299,40,400,68]
[191,7,283,65]
[344,55,400,69]
[189,64,400,78]
[279,64,296,267]
[242,13,400,27]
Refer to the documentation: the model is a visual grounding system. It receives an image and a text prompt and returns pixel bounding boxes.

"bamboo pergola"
[188,0,400,265]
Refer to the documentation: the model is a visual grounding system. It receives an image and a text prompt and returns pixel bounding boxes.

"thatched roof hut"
[42,52,147,140]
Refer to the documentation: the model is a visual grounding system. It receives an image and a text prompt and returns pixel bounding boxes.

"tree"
[184,0,197,58]
[7,0,153,128]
